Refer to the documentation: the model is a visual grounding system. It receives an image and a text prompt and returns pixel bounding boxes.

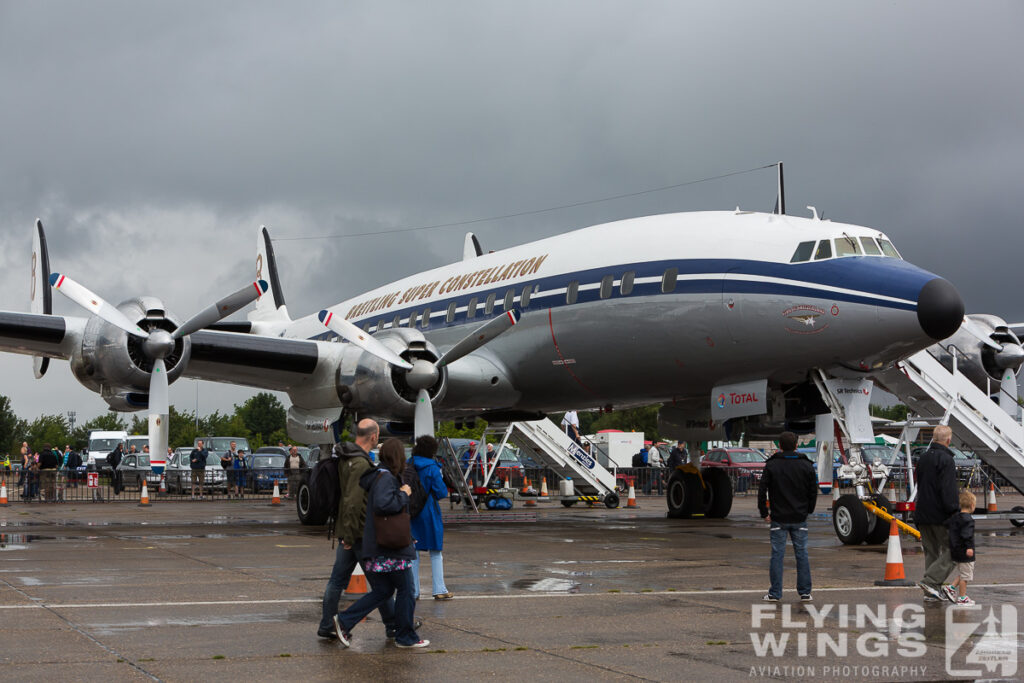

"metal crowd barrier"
[0,468,295,503]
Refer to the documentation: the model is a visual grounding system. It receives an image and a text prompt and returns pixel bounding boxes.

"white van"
[125,434,150,455]
[87,430,128,470]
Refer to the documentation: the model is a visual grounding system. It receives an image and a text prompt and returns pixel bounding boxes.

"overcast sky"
[1,1,1023,424]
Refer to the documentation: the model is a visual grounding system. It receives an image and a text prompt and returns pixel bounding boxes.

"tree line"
[0,392,289,455]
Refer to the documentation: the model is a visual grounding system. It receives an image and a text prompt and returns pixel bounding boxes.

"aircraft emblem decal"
[783,304,829,335]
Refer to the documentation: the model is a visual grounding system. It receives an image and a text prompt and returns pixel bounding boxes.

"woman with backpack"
[406,435,453,600]
[333,438,428,649]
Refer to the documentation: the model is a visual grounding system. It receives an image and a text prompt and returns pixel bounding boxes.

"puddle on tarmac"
[86,612,287,635]
[552,560,644,564]
[511,577,580,593]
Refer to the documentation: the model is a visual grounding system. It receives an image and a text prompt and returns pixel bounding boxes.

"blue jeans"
[337,567,420,646]
[411,550,449,599]
[319,543,395,633]
[769,521,811,598]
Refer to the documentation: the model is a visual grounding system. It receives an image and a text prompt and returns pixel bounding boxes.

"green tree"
[235,393,286,444]
[870,404,909,421]
[0,395,27,455]
[26,414,71,451]
[435,419,487,440]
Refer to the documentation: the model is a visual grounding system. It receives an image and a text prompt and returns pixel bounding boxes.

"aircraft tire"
[1012,506,1024,528]
[604,491,620,509]
[296,481,328,526]
[833,494,869,545]
[561,500,576,507]
[666,469,700,519]
[864,493,893,545]
[701,468,733,518]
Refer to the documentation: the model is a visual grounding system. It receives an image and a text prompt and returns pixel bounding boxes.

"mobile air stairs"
[821,346,1024,545]
[471,419,621,508]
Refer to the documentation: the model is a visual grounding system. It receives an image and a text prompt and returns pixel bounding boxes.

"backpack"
[307,454,341,528]
[631,451,644,468]
[403,461,429,518]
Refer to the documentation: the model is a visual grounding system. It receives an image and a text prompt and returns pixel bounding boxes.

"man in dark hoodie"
[317,419,398,640]
[914,424,960,601]
[758,432,818,602]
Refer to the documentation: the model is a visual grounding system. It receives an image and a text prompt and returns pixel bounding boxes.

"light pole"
[67,410,76,433]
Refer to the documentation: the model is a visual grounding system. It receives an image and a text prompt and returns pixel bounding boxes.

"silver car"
[164,448,227,492]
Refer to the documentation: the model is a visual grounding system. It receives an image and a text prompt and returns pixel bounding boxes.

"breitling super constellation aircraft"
[2,201,1004,521]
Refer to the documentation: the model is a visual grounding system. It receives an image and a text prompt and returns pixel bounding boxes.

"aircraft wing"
[183,330,324,392]
[0,310,85,360]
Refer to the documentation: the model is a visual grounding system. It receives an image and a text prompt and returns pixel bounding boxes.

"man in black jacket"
[758,432,818,602]
[914,425,960,601]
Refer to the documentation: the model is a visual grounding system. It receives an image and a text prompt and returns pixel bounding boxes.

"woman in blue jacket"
[408,435,452,600]
[333,439,428,649]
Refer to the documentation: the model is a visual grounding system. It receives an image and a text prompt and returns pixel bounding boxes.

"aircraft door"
[721,267,745,343]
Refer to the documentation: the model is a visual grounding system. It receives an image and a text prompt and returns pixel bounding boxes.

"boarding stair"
[488,419,619,506]
[438,437,478,512]
[871,348,1024,495]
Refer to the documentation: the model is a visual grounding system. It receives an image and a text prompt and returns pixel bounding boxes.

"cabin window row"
[352,266,681,335]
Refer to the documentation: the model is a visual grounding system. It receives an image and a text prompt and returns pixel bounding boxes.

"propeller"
[319,309,520,436]
[960,316,1002,350]
[51,272,268,461]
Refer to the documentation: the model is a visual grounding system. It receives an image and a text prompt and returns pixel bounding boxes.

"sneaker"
[332,615,351,647]
[917,581,943,601]
[956,595,975,606]
[396,639,430,649]
[942,584,958,603]
[386,619,423,640]
[316,628,338,640]
[800,594,812,602]
[433,592,454,600]
[923,594,943,602]
[762,594,780,602]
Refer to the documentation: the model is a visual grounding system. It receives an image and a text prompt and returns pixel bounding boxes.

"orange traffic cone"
[346,562,369,594]
[540,477,549,497]
[987,482,997,513]
[138,479,151,507]
[521,477,530,494]
[504,476,511,490]
[270,480,282,506]
[874,519,914,586]
[0,478,8,507]
[159,474,167,495]
[626,483,637,508]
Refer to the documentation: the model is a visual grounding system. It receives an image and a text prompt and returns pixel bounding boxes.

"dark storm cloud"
[0,1,1023,419]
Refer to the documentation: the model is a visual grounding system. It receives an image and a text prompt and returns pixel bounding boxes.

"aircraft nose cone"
[917,278,964,340]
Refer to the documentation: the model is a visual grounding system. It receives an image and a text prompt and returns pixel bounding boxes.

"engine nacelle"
[933,314,1024,393]
[335,327,447,422]
[69,296,190,411]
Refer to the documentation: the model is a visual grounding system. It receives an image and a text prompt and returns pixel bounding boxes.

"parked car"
[246,450,288,493]
[164,449,227,492]
[701,448,767,491]
[195,437,251,461]
[115,452,162,490]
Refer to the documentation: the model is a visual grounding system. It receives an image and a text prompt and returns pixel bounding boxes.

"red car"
[701,448,767,491]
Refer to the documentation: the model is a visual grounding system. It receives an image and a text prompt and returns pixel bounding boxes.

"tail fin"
[31,220,52,378]
[249,226,291,323]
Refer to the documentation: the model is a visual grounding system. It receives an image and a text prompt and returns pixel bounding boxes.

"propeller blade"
[960,316,1002,350]
[149,358,169,417]
[172,280,268,339]
[436,310,519,368]
[148,358,170,463]
[318,309,413,370]
[413,388,434,438]
[49,272,145,336]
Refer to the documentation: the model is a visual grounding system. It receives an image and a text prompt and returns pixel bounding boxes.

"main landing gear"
[666,466,732,519]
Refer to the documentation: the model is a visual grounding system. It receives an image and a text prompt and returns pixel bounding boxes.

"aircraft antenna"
[774,162,785,215]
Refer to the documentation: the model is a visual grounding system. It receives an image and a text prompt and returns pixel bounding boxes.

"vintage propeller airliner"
[6,199,1016,522]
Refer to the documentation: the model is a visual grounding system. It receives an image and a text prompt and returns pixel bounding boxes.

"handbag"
[373,473,413,549]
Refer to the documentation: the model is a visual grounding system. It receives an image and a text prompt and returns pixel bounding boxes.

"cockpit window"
[834,235,862,257]
[877,238,901,258]
[813,240,832,260]
[790,241,815,263]
[859,237,882,255]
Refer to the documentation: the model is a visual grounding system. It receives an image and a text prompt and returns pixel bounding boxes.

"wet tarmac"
[2,493,1023,681]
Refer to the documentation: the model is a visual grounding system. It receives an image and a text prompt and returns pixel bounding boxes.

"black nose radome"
[917,278,964,340]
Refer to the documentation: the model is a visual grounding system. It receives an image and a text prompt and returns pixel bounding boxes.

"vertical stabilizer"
[249,226,291,323]
[31,220,52,378]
